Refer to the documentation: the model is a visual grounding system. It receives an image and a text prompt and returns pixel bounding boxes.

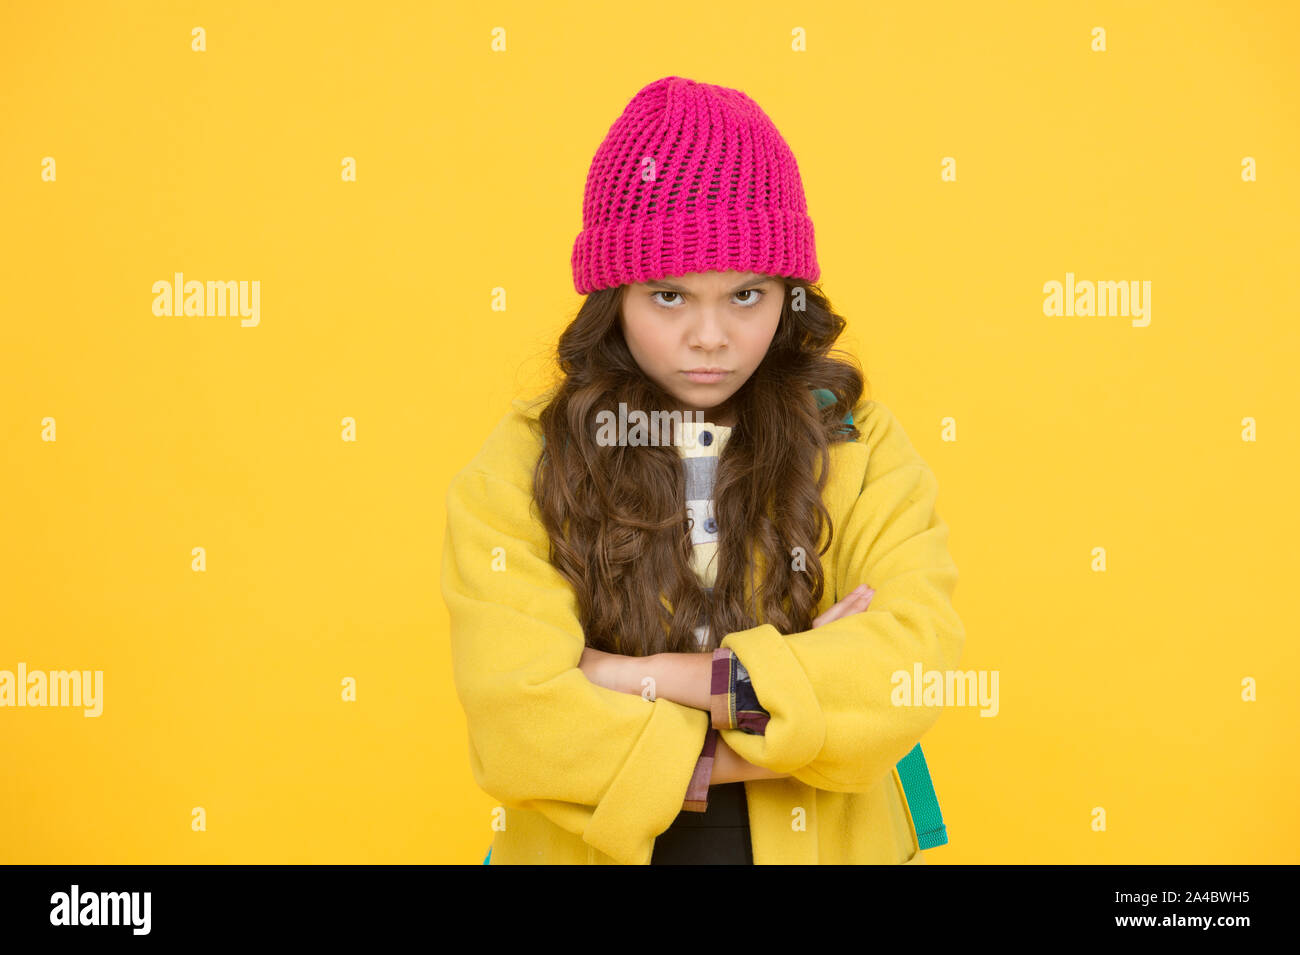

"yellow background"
[2,0,1297,863]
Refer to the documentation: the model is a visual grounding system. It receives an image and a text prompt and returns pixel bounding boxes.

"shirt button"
[699,430,712,446]
[704,517,717,533]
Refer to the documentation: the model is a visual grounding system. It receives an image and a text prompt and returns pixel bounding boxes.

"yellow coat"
[441,391,965,864]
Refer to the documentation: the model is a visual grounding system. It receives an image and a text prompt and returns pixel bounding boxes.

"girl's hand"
[811,584,874,629]
[578,646,637,695]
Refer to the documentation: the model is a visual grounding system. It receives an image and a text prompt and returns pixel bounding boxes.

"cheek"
[632,327,675,364]
[740,319,780,357]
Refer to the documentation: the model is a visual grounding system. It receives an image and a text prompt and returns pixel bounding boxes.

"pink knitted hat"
[571,76,819,295]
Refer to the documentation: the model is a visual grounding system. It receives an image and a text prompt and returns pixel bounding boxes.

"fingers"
[811,584,875,629]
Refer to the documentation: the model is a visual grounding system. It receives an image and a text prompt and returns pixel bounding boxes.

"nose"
[688,309,728,351]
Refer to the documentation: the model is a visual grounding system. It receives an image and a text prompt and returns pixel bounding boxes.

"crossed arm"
[577,648,776,783]
[577,583,876,784]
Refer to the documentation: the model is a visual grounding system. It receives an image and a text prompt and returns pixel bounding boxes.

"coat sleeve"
[717,400,965,791]
[441,465,711,865]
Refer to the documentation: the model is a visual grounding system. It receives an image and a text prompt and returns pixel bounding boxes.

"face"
[619,270,783,429]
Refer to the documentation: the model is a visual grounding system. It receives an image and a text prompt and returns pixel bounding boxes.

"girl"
[442,75,964,865]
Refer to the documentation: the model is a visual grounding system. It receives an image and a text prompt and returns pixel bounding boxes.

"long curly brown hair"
[533,276,866,657]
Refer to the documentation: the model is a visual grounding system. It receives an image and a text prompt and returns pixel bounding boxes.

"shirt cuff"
[710,647,771,734]
[680,726,719,812]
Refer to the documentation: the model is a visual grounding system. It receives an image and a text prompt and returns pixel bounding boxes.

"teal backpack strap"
[896,743,948,849]
[811,387,854,433]
[483,845,491,864]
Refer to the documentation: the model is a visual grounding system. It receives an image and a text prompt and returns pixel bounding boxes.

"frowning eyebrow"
[645,273,771,294]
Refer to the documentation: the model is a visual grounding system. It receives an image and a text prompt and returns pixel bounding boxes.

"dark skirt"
[650,781,754,865]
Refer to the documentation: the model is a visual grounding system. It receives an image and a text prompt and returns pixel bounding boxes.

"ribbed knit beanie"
[571,75,819,295]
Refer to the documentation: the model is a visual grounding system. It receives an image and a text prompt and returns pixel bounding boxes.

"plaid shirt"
[673,418,771,812]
